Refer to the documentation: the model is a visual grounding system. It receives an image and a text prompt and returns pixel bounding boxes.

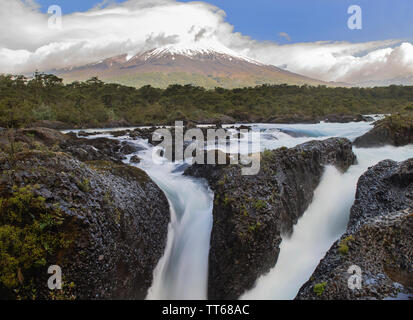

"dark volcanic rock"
[130,155,141,164]
[354,114,413,148]
[362,115,375,122]
[29,120,72,130]
[348,159,413,231]
[0,127,128,163]
[60,136,125,162]
[354,126,395,148]
[184,138,356,299]
[324,114,368,123]
[0,152,170,300]
[296,158,413,300]
[133,127,158,143]
[12,127,70,146]
[120,141,144,155]
[266,114,320,124]
[0,128,170,299]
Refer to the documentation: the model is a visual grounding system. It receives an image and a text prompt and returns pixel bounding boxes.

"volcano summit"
[52,45,331,88]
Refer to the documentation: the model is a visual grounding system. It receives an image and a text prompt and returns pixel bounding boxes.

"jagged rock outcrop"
[296,158,413,300]
[184,138,356,299]
[0,127,141,163]
[29,120,72,130]
[354,114,413,147]
[324,114,372,123]
[265,114,320,124]
[0,128,170,299]
[348,159,413,231]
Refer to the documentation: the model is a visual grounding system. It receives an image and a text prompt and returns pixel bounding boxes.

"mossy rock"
[0,185,76,299]
[313,282,327,296]
[85,160,149,183]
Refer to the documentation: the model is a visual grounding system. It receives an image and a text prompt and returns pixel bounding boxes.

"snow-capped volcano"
[124,44,263,67]
[53,45,331,89]
[126,42,263,65]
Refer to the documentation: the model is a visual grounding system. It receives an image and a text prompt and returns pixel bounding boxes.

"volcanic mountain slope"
[52,47,332,89]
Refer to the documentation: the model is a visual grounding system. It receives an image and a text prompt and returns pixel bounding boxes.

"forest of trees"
[1,72,413,128]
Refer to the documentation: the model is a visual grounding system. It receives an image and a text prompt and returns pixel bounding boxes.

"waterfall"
[81,120,413,300]
[127,144,214,300]
[241,145,413,299]
[145,172,213,299]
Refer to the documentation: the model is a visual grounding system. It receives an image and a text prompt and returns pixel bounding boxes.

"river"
[74,119,413,300]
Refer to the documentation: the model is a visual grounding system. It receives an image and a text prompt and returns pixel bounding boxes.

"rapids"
[74,118,413,300]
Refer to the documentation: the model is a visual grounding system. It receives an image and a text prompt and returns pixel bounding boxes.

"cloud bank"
[0,0,412,84]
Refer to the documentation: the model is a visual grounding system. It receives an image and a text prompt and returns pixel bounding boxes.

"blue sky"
[3,0,411,81]
[35,0,413,43]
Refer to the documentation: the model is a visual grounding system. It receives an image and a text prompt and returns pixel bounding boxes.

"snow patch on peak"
[131,41,263,65]
[126,53,134,62]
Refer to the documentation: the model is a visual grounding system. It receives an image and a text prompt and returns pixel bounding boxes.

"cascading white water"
[79,118,413,300]
[131,143,214,300]
[241,145,413,300]
[144,170,213,299]
[73,129,215,299]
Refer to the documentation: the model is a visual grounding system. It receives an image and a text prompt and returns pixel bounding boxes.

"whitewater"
[77,119,413,300]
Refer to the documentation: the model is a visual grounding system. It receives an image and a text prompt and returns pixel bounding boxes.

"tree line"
[1,72,413,128]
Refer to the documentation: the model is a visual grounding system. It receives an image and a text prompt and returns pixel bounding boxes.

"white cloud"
[0,0,412,84]
[239,39,413,83]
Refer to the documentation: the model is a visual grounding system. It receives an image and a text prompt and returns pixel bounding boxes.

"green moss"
[338,235,354,256]
[262,149,274,161]
[48,279,76,300]
[248,221,262,233]
[14,150,60,162]
[0,185,72,293]
[217,174,228,187]
[114,208,123,225]
[103,191,113,206]
[378,113,413,131]
[223,195,229,205]
[222,194,234,206]
[253,199,267,211]
[86,160,149,183]
[31,142,50,153]
[313,282,327,296]
[338,243,349,255]
[77,178,90,192]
